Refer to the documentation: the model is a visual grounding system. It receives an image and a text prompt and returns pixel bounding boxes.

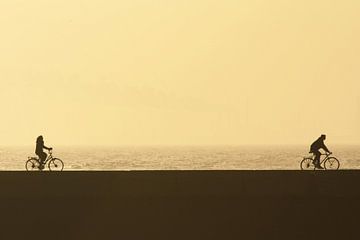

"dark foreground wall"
[0,171,359,240]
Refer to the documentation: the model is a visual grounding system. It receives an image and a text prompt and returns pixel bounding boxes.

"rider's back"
[310,138,325,153]
[35,137,44,154]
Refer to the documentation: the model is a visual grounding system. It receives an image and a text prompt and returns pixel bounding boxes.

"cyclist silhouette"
[309,134,332,169]
[35,136,52,169]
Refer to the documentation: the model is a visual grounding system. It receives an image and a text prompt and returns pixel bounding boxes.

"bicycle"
[26,149,64,171]
[300,152,340,170]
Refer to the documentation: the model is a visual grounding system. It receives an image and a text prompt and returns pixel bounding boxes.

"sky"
[0,0,359,146]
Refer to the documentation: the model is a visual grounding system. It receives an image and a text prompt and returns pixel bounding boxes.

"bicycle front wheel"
[324,157,340,170]
[300,158,315,170]
[26,158,40,171]
[48,158,64,171]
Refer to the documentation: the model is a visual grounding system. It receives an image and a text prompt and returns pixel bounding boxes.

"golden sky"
[0,0,359,145]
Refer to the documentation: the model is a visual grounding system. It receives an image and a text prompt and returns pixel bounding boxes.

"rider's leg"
[40,152,47,164]
[313,151,321,167]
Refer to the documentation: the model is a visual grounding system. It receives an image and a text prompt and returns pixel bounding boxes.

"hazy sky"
[1,0,359,146]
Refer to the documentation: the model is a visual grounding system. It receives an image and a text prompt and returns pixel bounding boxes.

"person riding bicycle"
[309,134,332,169]
[35,136,52,169]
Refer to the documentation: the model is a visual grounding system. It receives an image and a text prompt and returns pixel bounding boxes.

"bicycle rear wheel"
[26,158,40,171]
[324,157,340,170]
[48,158,64,171]
[300,158,315,170]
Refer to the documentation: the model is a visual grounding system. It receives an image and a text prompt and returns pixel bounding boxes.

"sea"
[0,145,359,171]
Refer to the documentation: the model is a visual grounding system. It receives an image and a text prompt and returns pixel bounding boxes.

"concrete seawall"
[0,171,359,239]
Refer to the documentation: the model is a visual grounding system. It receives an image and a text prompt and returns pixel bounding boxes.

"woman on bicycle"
[35,136,52,167]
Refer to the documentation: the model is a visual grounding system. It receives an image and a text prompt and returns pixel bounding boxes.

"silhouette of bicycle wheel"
[324,157,340,170]
[48,158,64,171]
[25,158,40,171]
[300,158,315,170]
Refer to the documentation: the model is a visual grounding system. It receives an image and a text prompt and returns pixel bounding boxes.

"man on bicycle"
[309,134,332,169]
[35,135,52,169]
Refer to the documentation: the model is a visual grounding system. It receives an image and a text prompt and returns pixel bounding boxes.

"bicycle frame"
[43,153,53,164]
[315,153,332,166]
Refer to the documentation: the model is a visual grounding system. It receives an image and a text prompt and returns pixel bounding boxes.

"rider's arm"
[322,144,331,153]
[43,146,52,150]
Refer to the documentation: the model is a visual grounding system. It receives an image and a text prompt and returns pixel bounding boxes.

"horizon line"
[1,143,360,147]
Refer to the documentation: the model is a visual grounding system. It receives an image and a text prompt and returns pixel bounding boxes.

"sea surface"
[0,145,359,171]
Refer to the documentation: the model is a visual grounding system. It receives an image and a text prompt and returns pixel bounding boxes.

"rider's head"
[37,135,43,141]
[321,134,326,140]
